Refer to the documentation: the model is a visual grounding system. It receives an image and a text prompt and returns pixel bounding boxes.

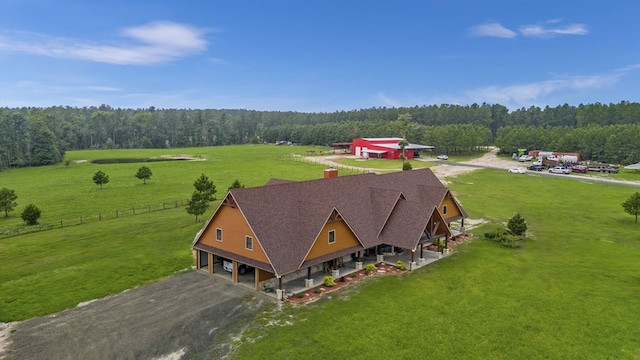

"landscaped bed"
[287,262,406,305]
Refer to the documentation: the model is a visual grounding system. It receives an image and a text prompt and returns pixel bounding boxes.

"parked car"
[570,165,588,173]
[527,164,544,171]
[518,155,533,162]
[549,166,571,174]
[508,167,526,174]
[437,154,448,160]
[221,258,253,275]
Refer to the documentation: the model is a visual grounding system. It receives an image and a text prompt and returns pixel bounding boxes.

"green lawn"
[232,170,640,359]
[0,145,360,321]
[2,147,639,358]
[0,145,345,231]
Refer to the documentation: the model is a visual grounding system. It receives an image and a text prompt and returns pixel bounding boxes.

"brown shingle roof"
[201,168,463,276]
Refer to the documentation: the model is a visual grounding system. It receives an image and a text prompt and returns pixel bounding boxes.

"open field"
[2,146,640,359]
[0,145,359,321]
[0,145,345,231]
[232,169,640,359]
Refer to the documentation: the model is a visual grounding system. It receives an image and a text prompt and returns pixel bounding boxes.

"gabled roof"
[195,168,464,276]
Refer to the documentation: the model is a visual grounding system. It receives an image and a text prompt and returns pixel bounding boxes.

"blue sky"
[0,0,638,112]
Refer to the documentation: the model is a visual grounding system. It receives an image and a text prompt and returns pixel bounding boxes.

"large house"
[192,168,466,299]
[351,137,434,159]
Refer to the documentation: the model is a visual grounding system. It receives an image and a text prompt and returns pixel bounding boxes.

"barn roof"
[197,168,464,276]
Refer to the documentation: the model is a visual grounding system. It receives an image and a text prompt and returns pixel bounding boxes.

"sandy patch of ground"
[159,154,206,161]
[0,322,16,358]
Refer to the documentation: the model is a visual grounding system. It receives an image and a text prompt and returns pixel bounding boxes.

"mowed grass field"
[232,170,640,359]
[1,146,640,359]
[0,145,353,321]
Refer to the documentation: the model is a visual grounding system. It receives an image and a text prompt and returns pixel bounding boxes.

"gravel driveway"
[4,271,271,360]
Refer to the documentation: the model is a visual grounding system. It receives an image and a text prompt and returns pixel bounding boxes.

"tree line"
[1,101,639,169]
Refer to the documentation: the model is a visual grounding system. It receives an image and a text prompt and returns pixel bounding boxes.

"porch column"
[208,253,214,274]
[305,267,314,288]
[461,218,465,236]
[232,261,238,283]
[410,249,417,271]
[276,277,284,301]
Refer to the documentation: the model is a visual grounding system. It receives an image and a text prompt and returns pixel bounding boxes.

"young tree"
[0,187,18,217]
[398,139,409,170]
[622,192,640,224]
[135,166,153,184]
[507,213,527,235]
[228,179,245,191]
[21,204,41,225]
[193,173,216,201]
[186,191,209,222]
[93,170,110,189]
[186,174,217,221]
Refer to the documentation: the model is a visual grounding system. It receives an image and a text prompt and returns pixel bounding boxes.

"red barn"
[351,138,433,160]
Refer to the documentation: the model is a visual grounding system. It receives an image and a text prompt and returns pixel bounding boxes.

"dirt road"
[2,271,270,360]
[309,148,640,187]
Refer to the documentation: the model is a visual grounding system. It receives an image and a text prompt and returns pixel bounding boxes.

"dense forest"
[1,101,639,169]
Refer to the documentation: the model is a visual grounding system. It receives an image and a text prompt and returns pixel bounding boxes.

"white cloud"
[0,21,209,65]
[519,23,588,37]
[466,73,619,108]
[376,92,403,107]
[469,22,517,38]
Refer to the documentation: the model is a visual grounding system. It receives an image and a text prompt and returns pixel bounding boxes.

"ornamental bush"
[364,263,376,274]
[323,275,335,287]
[396,260,406,270]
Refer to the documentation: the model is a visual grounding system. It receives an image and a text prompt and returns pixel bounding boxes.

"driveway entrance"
[6,271,272,360]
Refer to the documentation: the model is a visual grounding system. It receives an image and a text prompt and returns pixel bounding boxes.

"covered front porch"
[279,244,451,300]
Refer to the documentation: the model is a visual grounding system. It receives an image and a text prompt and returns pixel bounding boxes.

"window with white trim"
[216,228,223,241]
[328,230,336,244]
[245,236,253,250]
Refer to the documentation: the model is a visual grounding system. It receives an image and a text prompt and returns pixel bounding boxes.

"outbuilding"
[351,137,434,159]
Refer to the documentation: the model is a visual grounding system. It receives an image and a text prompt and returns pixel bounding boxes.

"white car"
[549,166,571,174]
[518,155,533,162]
[437,154,448,160]
[508,167,526,174]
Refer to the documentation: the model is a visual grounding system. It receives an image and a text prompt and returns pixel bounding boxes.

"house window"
[328,230,336,244]
[443,205,448,215]
[245,236,253,250]
[216,228,222,241]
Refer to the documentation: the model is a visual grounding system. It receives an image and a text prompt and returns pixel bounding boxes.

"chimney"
[324,166,338,179]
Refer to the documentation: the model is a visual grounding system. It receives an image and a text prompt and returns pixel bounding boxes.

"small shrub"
[508,213,528,235]
[296,293,305,298]
[396,260,406,270]
[314,288,321,294]
[402,161,412,171]
[485,225,524,248]
[350,273,357,278]
[364,263,376,274]
[21,204,41,225]
[323,275,335,287]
